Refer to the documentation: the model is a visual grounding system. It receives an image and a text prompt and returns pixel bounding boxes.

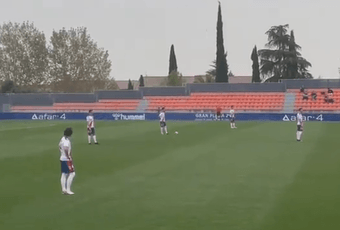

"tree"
[259,25,312,82]
[168,44,178,75]
[194,75,215,83]
[1,80,16,93]
[139,75,145,87]
[206,75,215,83]
[215,2,229,83]
[103,78,119,90]
[128,79,133,90]
[167,71,183,86]
[251,46,261,83]
[193,76,205,83]
[0,21,49,90]
[49,27,114,92]
[286,31,298,79]
[206,55,231,81]
[206,60,217,78]
[287,30,312,79]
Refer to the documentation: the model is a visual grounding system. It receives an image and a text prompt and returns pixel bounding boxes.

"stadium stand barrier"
[10,94,53,106]
[2,79,340,115]
[52,93,97,103]
[281,79,340,89]
[96,90,142,99]
[186,83,286,93]
[139,87,187,96]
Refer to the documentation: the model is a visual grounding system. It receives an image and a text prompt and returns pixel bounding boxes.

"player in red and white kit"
[216,106,222,121]
[86,110,99,145]
[59,127,76,195]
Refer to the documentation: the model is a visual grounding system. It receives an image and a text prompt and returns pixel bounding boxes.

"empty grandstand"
[2,79,340,113]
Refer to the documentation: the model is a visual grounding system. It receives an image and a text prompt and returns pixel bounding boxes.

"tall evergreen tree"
[168,44,178,75]
[215,2,229,83]
[206,53,231,80]
[287,30,311,79]
[287,30,298,79]
[251,46,261,82]
[139,75,145,87]
[259,25,312,81]
[128,79,133,90]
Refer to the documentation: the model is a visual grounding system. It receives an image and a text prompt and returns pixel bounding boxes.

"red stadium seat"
[146,93,285,112]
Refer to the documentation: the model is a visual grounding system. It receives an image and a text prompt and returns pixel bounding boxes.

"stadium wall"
[0,95,9,112]
[53,93,96,103]
[0,112,335,122]
[281,79,340,89]
[140,87,187,96]
[96,90,142,99]
[186,83,286,93]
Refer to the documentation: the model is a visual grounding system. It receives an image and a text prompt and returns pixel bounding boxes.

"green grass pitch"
[1,120,340,230]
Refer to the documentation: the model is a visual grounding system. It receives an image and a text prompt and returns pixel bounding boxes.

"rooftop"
[115,75,252,89]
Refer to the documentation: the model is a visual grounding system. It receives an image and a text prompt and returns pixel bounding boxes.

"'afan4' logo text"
[282,114,323,121]
[32,113,66,120]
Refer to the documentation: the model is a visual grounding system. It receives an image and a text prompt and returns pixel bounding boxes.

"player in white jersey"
[159,107,168,135]
[86,110,99,145]
[59,128,76,195]
[296,108,303,142]
[230,106,237,129]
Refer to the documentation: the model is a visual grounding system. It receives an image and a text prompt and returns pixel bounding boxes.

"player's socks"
[61,173,67,193]
[66,172,76,194]
[88,136,91,144]
[164,126,168,134]
[93,135,98,143]
[160,127,164,135]
[230,123,233,129]
[297,131,302,141]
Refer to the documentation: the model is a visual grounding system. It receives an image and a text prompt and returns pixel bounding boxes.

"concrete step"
[136,99,148,112]
[282,93,296,113]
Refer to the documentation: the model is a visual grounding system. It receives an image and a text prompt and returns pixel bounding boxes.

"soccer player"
[230,106,237,129]
[86,110,98,145]
[59,127,76,195]
[159,107,168,135]
[296,108,303,142]
[216,106,222,121]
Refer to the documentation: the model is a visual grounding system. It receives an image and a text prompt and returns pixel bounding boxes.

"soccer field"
[0,120,339,230]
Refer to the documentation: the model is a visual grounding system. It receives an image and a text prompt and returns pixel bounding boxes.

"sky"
[0,0,339,80]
